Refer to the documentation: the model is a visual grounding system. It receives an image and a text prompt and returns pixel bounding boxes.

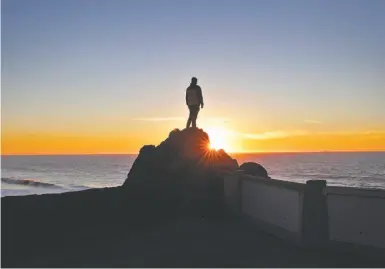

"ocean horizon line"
[2,150,385,157]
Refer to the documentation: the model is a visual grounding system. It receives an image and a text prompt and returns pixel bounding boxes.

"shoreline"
[2,174,385,198]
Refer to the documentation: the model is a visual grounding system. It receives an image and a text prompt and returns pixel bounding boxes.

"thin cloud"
[208,117,231,123]
[313,130,385,136]
[241,130,309,140]
[361,130,385,135]
[203,117,232,124]
[312,130,385,140]
[240,130,385,140]
[132,116,231,123]
[304,120,322,124]
[132,117,184,121]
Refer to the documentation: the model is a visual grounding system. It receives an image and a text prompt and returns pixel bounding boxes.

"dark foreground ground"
[73,218,385,268]
[2,186,385,268]
[3,215,385,267]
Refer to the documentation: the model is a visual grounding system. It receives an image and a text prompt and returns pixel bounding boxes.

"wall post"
[301,180,329,248]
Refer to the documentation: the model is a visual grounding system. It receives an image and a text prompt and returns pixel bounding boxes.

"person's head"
[191,77,198,85]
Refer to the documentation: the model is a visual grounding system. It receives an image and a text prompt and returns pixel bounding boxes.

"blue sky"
[2,0,385,153]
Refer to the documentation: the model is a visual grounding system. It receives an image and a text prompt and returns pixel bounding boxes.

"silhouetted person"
[186,77,204,128]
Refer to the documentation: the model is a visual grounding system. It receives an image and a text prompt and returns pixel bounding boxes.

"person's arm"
[198,86,204,108]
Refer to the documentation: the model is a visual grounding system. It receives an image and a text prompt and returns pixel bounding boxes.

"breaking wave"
[2,178,64,189]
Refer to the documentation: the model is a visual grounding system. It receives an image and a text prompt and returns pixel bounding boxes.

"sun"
[206,127,230,151]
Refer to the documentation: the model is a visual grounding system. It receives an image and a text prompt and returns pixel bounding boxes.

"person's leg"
[192,106,200,128]
[186,106,192,128]
[192,115,196,128]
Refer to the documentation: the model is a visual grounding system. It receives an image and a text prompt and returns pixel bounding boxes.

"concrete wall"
[241,177,303,234]
[223,171,385,253]
[224,172,306,244]
[325,187,385,249]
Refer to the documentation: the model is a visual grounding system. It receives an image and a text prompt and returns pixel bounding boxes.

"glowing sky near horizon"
[2,0,385,154]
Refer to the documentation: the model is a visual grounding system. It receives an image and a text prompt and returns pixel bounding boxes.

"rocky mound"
[124,128,238,184]
[239,162,269,178]
[121,127,239,218]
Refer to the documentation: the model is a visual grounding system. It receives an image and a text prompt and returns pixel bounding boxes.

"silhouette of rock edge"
[121,127,239,218]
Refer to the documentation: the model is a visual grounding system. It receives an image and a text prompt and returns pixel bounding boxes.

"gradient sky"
[2,0,385,154]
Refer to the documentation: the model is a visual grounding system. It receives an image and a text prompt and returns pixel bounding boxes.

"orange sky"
[2,111,385,155]
[2,127,385,155]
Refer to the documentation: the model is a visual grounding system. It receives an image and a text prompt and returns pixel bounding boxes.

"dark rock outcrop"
[239,162,269,178]
[124,128,237,181]
[121,127,239,218]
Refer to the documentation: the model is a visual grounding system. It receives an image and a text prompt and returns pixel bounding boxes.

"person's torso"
[186,86,200,106]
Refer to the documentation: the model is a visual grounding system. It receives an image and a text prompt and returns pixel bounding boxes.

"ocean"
[1,152,385,197]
